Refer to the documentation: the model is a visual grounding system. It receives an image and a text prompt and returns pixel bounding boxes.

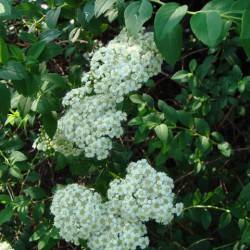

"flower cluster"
[88,208,149,250]
[51,160,183,250]
[58,93,127,160]
[50,184,104,245]
[85,29,163,103]
[35,29,162,160]
[0,242,13,250]
[107,159,183,224]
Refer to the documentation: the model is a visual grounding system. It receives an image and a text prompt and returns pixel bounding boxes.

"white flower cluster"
[51,160,183,250]
[85,29,163,103]
[35,29,162,160]
[107,159,183,225]
[88,208,149,250]
[58,93,127,160]
[50,184,104,245]
[0,242,13,250]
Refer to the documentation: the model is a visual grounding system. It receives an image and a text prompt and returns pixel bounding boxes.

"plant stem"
[183,205,230,213]
[150,0,165,5]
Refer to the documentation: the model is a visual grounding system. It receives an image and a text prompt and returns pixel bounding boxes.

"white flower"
[58,93,127,160]
[86,29,163,102]
[107,159,182,225]
[50,184,104,245]
[0,242,13,250]
[87,205,149,250]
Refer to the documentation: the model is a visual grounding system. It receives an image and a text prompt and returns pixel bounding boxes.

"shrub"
[0,0,250,249]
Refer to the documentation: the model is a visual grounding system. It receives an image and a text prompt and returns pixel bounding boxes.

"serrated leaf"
[124,0,153,36]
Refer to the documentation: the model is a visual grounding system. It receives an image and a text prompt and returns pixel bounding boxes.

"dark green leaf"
[240,10,250,58]
[0,61,27,80]
[27,41,46,60]
[24,187,47,200]
[154,3,187,65]
[0,37,9,64]
[0,83,10,117]
[0,207,13,225]
[42,111,57,138]
[18,95,33,116]
[201,210,212,230]
[46,7,61,28]
[219,213,232,229]
[40,29,61,43]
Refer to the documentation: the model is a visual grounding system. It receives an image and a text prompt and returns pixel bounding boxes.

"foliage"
[0,0,250,249]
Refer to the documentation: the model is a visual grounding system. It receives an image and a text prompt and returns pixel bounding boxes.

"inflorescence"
[34,29,162,160]
[51,160,183,250]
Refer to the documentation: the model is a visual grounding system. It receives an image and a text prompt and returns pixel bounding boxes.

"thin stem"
[213,242,236,250]
[183,205,230,213]
[221,14,242,21]
[150,0,165,5]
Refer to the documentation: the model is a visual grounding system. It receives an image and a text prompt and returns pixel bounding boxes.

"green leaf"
[42,111,57,138]
[154,3,187,65]
[0,61,27,80]
[194,118,210,136]
[201,210,212,230]
[203,0,234,12]
[24,187,47,200]
[124,0,153,36]
[154,124,169,142]
[46,7,61,28]
[217,142,232,157]
[40,29,61,43]
[0,83,10,117]
[10,151,27,163]
[177,110,193,127]
[240,10,250,58]
[0,37,9,64]
[242,223,250,244]
[219,213,232,229]
[0,207,13,225]
[27,41,46,60]
[0,0,12,17]
[190,11,224,47]
[83,0,95,22]
[94,0,116,17]
[158,100,177,124]
[18,95,32,117]
[239,183,250,203]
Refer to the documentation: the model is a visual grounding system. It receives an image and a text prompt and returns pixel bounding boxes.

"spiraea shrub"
[1,0,250,249]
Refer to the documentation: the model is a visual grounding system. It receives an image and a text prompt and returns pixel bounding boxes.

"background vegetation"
[0,0,250,249]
